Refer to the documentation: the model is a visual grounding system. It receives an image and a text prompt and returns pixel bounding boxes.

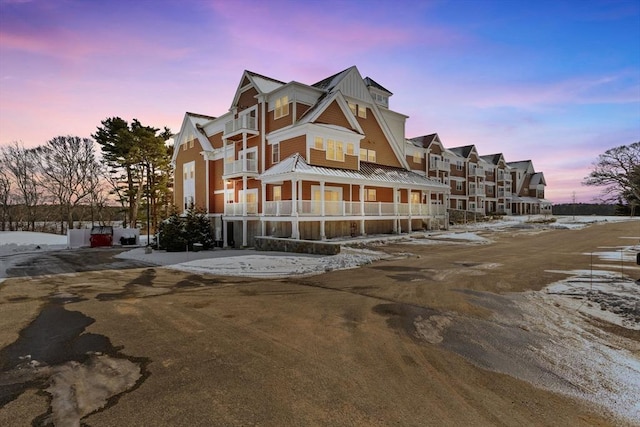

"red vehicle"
[89,226,113,247]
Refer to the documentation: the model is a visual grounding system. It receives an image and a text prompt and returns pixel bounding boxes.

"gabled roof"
[296,91,364,134]
[170,112,216,166]
[506,160,532,169]
[529,172,546,186]
[312,66,355,91]
[409,133,440,148]
[480,153,505,165]
[245,70,286,93]
[449,145,477,158]
[364,77,393,95]
[260,153,447,190]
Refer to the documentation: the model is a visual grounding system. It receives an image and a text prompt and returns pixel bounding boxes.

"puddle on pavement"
[0,295,148,425]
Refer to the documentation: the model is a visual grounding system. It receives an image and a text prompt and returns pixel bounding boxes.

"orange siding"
[267,100,293,132]
[296,103,311,121]
[430,144,443,155]
[357,109,401,168]
[174,138,207,213]
[278,135,306,164]
[309,148,358,170]
[315,101,353,130]
[238,87,258,110]
[208,132,223,149]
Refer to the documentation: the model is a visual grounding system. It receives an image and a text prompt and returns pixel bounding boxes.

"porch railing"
[232,201,449,217]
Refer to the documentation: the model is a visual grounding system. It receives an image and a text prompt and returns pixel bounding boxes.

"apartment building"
[406,138,550,216]
[171,66,449,247]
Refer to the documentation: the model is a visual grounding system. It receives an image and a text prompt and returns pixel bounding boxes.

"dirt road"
[0,220,638,426]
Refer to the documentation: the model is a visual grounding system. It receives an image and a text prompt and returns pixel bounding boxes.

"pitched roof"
[246,70,286,93]
[529,172,546,186]
[480,153,504,165]
[364,77,393,95]
[449,145,476,158]
[409,133,439,148]
[260,153,447,189]
[312,66,355,91]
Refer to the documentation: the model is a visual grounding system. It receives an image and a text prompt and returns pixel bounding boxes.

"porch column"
[320,181,326,240]
[291,178,299,239]
[407,188,412,233]
[242,175,247,216]
[261,182,266,237]
[359,184,366,236]
[242,133,247,171]
[392,187,398,233]
[242,219,247,247]
[222,218,228,249]
[222,138,227,176]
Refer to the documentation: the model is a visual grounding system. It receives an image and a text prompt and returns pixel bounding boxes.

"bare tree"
[0,142,41,231]
[584,141,640,215]
[0,161,12,231]
[33,136,101,233]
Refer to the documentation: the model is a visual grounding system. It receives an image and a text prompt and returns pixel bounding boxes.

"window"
[326,139,335,160]
[272,142,280,164]
[274,96,289,119]
[314,137,324,150]
[182,143,187,151]
[413,152,422,163]
[360,149,376,163]
[411,192,421,204]
[456,161,463,171]
[456,181,463,191]
[348,102,357,116]
[457,200,464,210]
[346,143,354,156]
[358,105,366,118]
[365,188,376,201]
[273,185,282,202]
[189,140,194,148]
[335,141,344,161]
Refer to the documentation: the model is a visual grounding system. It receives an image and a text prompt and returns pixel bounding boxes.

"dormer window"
[372,93,388,107]
[358,105,367,119]
[274,96,289,119]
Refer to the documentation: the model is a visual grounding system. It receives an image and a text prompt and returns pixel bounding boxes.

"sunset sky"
[1,0,638,204]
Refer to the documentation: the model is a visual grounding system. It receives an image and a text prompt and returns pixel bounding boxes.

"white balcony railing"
[224,115,257,136]
[468,167,485,177]
[223,158,258,175]
[224,202,258,216]
[429,161,450,172]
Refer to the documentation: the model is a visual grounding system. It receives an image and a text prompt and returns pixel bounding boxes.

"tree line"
[0,117,173,234]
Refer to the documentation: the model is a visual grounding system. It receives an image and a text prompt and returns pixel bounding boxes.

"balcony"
[224,202,258,216]
[468,167,485,177]
[468,188,485,196]
[497,173,512,183]
[223,158,258,176]
[223,115,258,139]
[429,161,450,172]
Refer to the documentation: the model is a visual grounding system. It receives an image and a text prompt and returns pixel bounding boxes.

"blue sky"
[1,0,638,203]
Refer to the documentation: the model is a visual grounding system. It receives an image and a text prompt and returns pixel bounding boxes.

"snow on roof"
[312,66,355,91]
[260,153,447,189]
[449,145,476,158]
[363,77,393,95]
[529,172,546,186]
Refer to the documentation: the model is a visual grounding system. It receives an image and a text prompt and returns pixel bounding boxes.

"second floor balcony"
[223,158,258,176]
[223,115,258,139]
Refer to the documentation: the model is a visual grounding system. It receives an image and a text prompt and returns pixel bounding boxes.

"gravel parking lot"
[0,219,639,426]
